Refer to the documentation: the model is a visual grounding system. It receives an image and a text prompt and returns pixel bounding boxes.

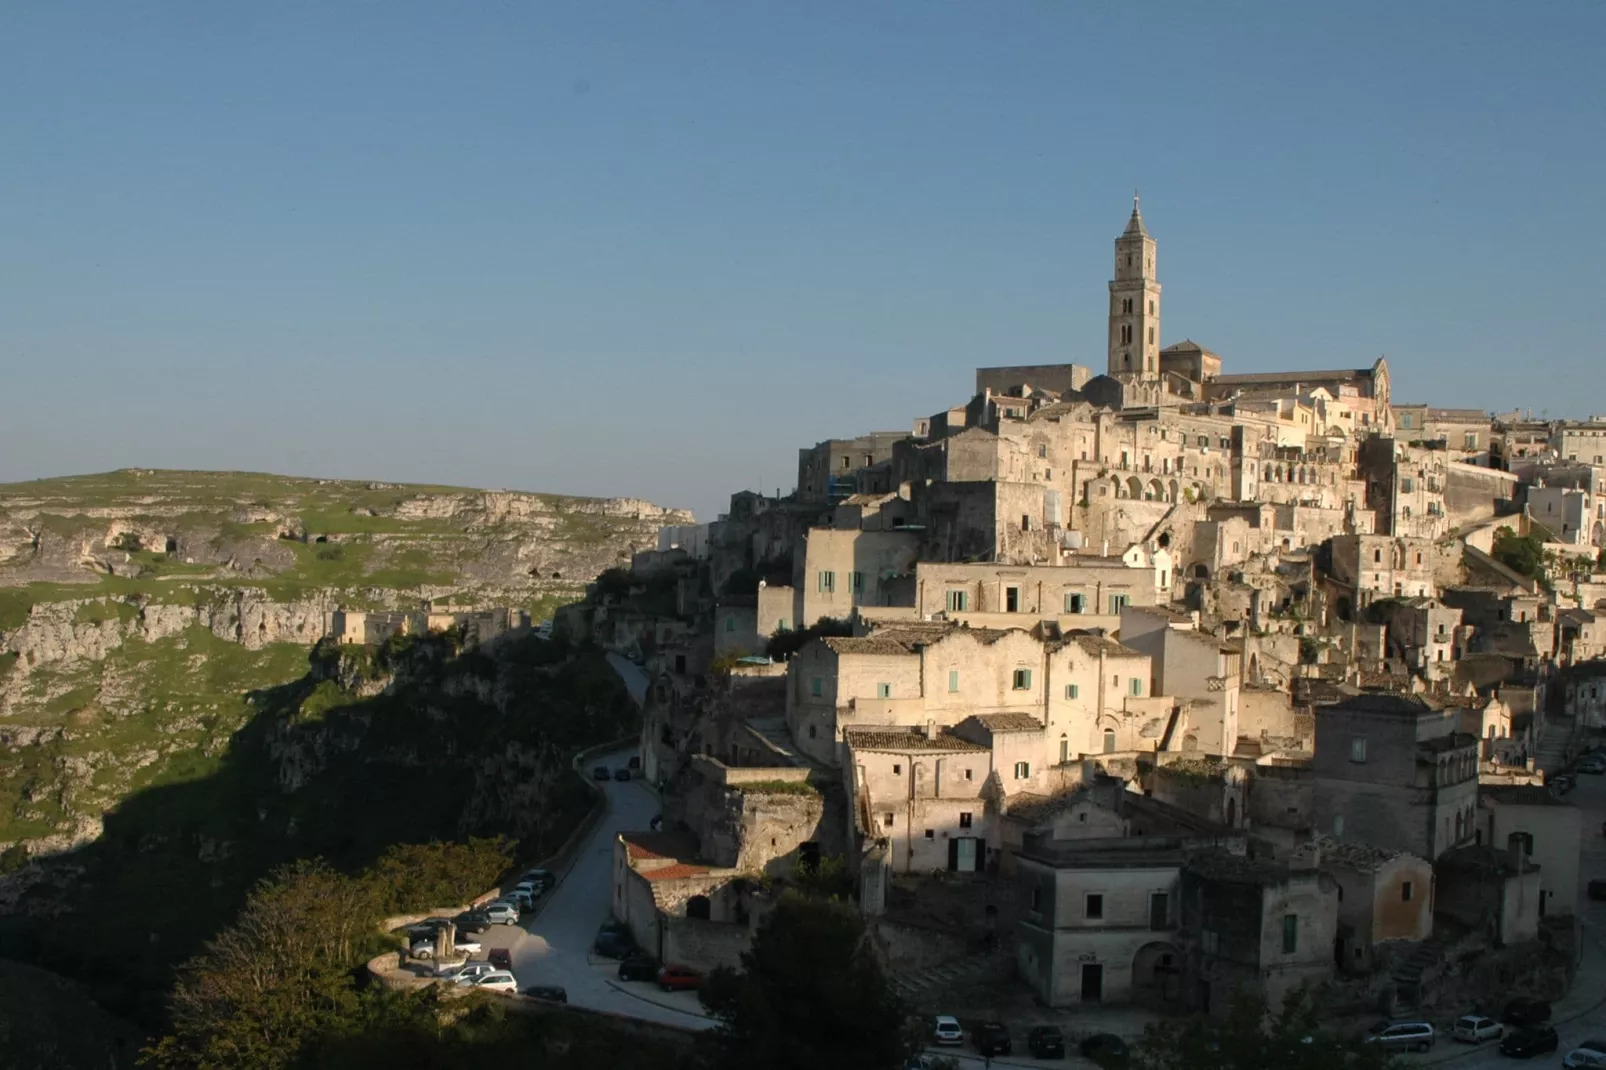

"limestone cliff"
[0,468,688,861]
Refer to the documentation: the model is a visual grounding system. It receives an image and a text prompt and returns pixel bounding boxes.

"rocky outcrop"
[1,590,342,675]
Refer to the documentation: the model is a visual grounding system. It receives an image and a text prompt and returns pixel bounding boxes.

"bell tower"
[1108,194,1161,380]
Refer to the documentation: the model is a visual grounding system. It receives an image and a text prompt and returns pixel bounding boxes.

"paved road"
[606,652,650,705]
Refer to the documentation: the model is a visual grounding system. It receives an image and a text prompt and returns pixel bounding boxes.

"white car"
[443,963,497,985]
[932,1015,963,1046]
[513,881,542,901]
[410,938,482,960]
[1565,1050,1606,1069]
[1451,1015,1503,1043]
[473,971,518,993]
[484,902,519,924]
[506,889,534,910]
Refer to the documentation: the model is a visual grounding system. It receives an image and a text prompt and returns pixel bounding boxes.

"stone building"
[1477,785,1582,917]
[1299,837,1433,973]
[1311,692,1479,859]
[1177,851,1339,1017]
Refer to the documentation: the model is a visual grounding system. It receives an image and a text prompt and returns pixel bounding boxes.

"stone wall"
[660,913,751,971]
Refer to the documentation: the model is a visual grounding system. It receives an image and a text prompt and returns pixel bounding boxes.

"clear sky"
[3,2,1603,521]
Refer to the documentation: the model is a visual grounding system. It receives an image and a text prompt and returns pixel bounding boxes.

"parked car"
[473,971,518,994]
[1028,1025,1066,1059]
[483,903,518,926]
[593,930,636,959]
[592,765,612,780]
[1451,1015,1503,1043]
[1589,879,1606,902]
[657,964,702,992]
[1079,1033,1130,1065]
[1367,1021,1434,1053]
[1580,757,1606,774]
[455,911,490,934]
[618,955,661,982]
[444,963,496,985]
[523,985,568,1004]
[974,1021,1011,1057]
[506,889,535,910]
[1503,997,1553,1027]
[520,868,556,893]
[1567,1046,1606,1069]
[488,948,513,971]
[627,755,642,770]
[410,937,481,960]
[513,880,543,900]
[931,1015,964,1046]
[1501,1025,1560,1058]
[614,767,633,782]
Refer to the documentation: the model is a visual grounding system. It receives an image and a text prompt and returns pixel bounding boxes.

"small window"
[1065,683,1080,700]
[1401,881,1413,903]
[1065,592,1084,613]
[892,763,902,775]
[877,683,891,699]
[810,677,823,698]
[1038,444,1048,458]
[963,769,973,781]
[1014,761,1030,779]
[946,589,969,613]
[1129,677,1143,697]
[1282,914,1298,954]
[1086,894,1104,919]
[1350,738,1366,763]
[959,812,973,829]
[817,570,835,594]
[1109,594,1130,614]
[1031,887,1041,910]
[1006,586,1021,612]
[808,725,817,739]
[1013,668,1032,690]
[724,616,735,633]
[924,829,935,839]
[948,669,960,693]
[882,812,895,828]
[849,571,865,594]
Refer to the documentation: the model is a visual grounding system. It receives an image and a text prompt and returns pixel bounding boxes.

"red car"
[488,947,513,971]
[657,964,702,992]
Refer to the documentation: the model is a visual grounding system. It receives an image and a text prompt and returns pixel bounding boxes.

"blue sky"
[3,2,1602,520]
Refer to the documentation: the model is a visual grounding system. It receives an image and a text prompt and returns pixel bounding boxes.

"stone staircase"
[1390,936,1447,1013]
[1536,714,1575,775]
[889,940,1015,1002]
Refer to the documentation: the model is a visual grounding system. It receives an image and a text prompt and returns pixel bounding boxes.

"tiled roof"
[1185,850,1297,886]
[968,712,1045,733]
[641,863,712,882]
[1328,692,1442,715]
[1483,784,1570,808]
[620,831,700,863]
[1066,634,1144,658]
[821,636,915,657]
[843,726,989,753]
[1310,836,1414,872]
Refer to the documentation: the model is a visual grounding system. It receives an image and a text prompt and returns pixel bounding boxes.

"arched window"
[1102,728,1117,754]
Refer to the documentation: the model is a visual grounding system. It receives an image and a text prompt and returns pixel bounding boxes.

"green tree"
[1132,988,1397,1070]
[699,893,913,1070]
[364,837,512,916]
[143,860,382,1070]
[765,617,852,661]
[1491,526,1546,579]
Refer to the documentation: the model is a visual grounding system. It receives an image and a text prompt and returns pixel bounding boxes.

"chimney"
[924,719,938,740]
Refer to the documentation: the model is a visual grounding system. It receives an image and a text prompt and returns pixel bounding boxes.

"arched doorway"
[1131,941,1181,1007]
[1103,728,1117,754]
[686,895,711,920]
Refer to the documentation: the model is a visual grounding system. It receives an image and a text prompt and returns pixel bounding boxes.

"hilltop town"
[567,201,1606,1036]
